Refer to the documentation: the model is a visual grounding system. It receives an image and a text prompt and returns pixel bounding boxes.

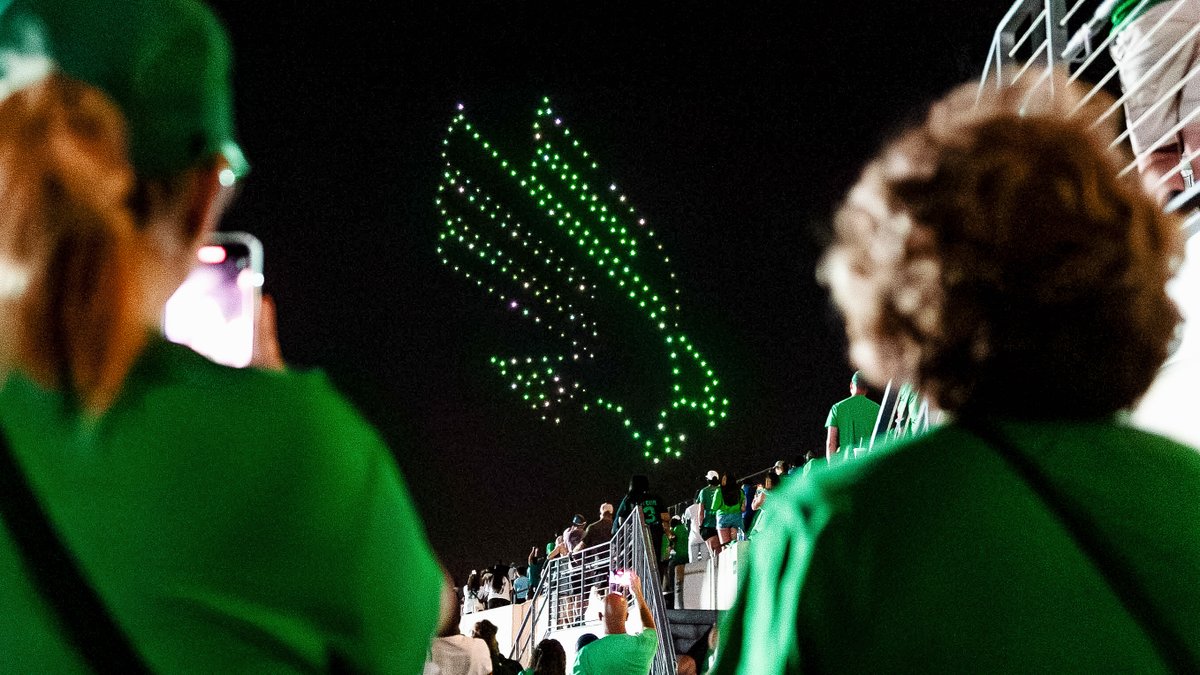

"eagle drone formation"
[435,98,729,463]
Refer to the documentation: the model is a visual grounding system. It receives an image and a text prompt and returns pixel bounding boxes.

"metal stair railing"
[979,0,1200,206]
[610,511,677,675]
[509,540,611,662]
[509,565,550,663]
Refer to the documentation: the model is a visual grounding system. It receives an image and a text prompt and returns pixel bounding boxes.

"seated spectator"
[473,619,522,675]
[573,571,658,675]
[521,638,566,675]
[0,1,442,671]
[714,73,1200,673]
[577,503,615,550]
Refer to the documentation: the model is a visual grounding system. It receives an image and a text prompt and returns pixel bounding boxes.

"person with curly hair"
[713,72,1200,673]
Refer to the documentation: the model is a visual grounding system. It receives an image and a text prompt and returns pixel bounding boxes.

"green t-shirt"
[671,524,690,563]
[824,393,880,452]
[697,485,719,527]
[573,628,659,675]
[714,419,1200,674]
[713,489,744,516]
[1112,0,1172,30]
[0,338,443,672]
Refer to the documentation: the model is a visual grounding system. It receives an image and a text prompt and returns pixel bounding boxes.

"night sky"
[205,1,1011,581]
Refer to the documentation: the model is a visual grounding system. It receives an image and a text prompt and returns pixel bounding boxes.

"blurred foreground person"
[714,72,1200,673]
[0,0,440,670]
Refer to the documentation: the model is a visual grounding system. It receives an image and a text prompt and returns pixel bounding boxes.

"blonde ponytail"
[0,73,146,411]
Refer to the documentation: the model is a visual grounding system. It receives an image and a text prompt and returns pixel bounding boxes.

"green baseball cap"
[0,0,248,181]
[851,371,864,387]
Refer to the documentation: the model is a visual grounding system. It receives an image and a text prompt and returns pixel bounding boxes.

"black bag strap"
[0,428,151,673]
[965,419,1196,675]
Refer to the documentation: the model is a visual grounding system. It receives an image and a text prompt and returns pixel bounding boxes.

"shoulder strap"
[0,428,151,673]
[965,420,1196,675]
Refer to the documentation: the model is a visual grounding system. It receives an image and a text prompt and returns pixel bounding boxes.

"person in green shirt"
[574,570,660,675]
[823,371,881,459]
[0,0,441,670]
[713,476,746,547]
[695,471,721,540]
[715,74,1200,673]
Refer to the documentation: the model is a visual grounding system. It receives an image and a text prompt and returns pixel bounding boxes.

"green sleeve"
[711,478,846,674]
[641,628,660,662]
[825,403,838,428]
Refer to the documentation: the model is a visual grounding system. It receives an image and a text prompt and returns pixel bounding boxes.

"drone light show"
[435,98,729,462]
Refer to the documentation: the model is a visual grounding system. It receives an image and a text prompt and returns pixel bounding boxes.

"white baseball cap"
[705,470,719,481]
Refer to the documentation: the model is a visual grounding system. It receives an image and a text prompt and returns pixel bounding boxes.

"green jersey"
[697,485,720,528]
[0,338,442,672]
[824,393,881,452]
[573,628,659,675]
[714,419,1200,674]
[714,489,744,516]
[671,524,690,563]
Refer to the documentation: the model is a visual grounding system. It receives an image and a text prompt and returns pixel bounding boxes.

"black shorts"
[700,526,718,540]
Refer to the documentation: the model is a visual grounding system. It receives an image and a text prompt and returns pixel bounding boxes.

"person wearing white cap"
[695,470,721,542]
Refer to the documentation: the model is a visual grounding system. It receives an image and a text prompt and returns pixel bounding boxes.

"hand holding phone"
[163,232,264,368]
[250,294,285,371]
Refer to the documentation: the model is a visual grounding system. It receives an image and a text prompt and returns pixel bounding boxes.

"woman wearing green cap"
[0,0,441,672]
[714,72,1200,673]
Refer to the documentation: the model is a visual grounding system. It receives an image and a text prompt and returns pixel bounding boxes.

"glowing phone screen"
[163,232,263,368]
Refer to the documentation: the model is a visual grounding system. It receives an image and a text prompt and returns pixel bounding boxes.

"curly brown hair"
[821,72,1184,417]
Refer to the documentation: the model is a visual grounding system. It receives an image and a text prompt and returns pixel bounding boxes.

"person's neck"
[606,621,627,636]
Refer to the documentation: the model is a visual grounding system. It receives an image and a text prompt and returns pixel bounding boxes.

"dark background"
[205,1,1010,581]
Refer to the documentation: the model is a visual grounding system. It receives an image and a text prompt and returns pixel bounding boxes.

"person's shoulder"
[130,339,366,431]
[123,339,399,493]
[1095,420,1200,461]
[771,425,971,522]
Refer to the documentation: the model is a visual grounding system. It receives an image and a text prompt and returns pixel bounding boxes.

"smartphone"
[609,569,631,588]
[162,232,264,368]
